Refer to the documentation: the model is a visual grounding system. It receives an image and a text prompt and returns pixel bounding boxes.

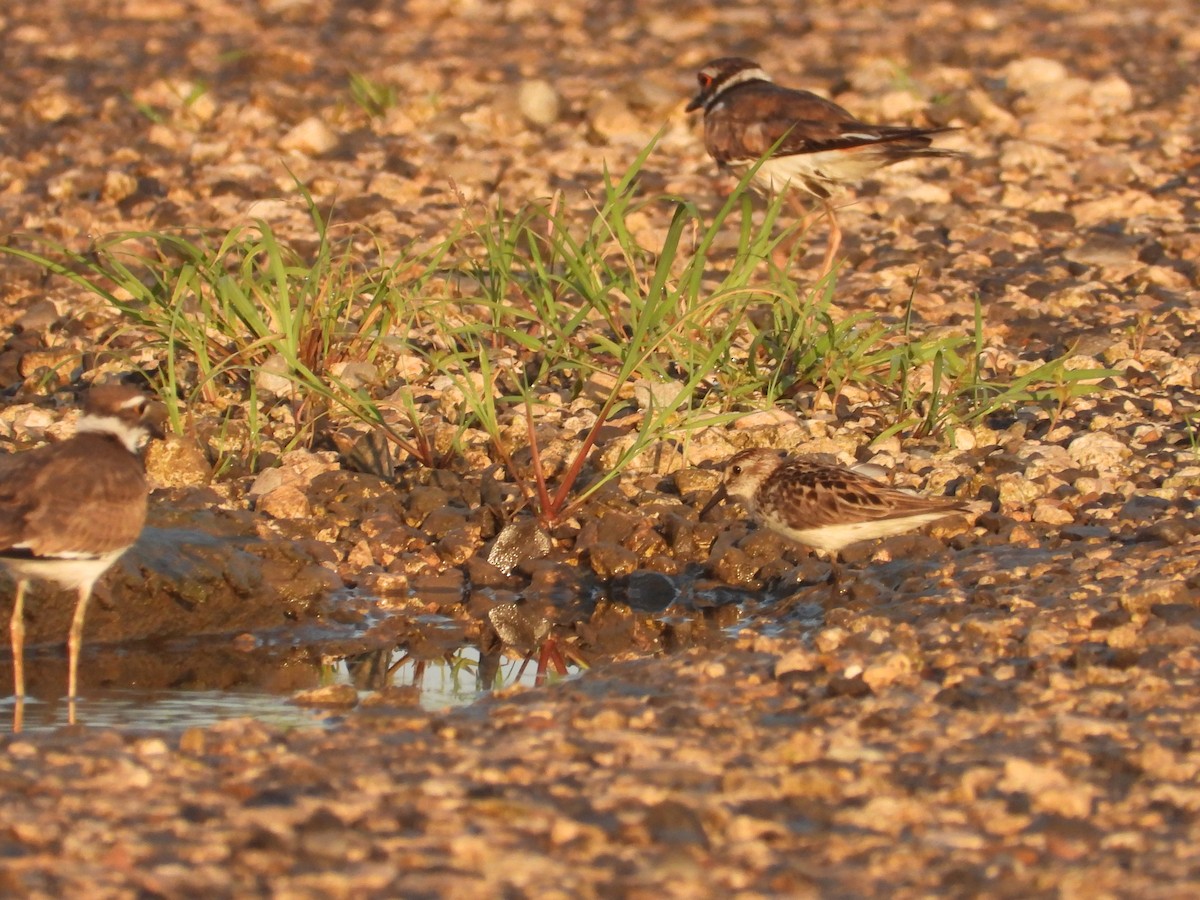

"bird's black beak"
[685,92,705,113]
[699,483,728,520]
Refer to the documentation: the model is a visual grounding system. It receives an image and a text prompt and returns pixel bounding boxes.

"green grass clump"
[420,138,805,521]
[1,188,446,472]
[348,73,398,119]
[0,133,1107,521]
[883,293,1113,444]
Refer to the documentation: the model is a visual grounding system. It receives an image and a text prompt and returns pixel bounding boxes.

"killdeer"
[702,448,967,575]
[686,57,965,276]
[0,384,161,711]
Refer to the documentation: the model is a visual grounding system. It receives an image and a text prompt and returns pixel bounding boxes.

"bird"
[686,56,965,276]
[0,384,162,717]
[701,447,967,563]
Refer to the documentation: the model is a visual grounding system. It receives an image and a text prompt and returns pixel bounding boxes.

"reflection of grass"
[1,132,1105,499]
[380,647,577,707]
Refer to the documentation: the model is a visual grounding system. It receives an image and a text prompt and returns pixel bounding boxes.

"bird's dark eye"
[699,73,713,87]
[731,465,742,475]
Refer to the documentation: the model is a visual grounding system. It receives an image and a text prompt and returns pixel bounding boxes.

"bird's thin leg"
[772,193,814,270]
[826,555,846,597]
[786,193,817,232]
[67,585,94,704]
[818,200,842,279]
[10,579,28,700]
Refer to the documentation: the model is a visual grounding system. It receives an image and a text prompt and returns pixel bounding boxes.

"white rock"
[329,360,379,390]
[633,379,681,411]
[1067,432,1130,469]
[774,648,818,677]
[517,79,561,127]
[732,409,797,429]
[861,652,913,691]
[248,466,286,497]
[1032,499,1075,525]
[588,94,644,142]
[999,758,1097,818]
[999,140,1067,177]
[255,353,293,396]
[249,449,340,500]
[279,116,339,155]
[1004,57,1070,93]
[996,472,1045,508]
[1089,74,1134,114]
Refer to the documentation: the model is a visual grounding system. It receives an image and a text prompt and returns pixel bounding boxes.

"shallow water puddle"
[0,643,582,735]
[0,577,745,734]
[1,689,332,734]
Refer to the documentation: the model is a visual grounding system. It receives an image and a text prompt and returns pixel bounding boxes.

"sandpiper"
[701,447,967,559]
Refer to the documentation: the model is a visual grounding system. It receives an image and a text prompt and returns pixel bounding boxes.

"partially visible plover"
[0,384,161,722]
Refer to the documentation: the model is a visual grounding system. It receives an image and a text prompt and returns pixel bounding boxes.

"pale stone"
[279,116,339,155]
[774,648,818,677]
[255,353,293,396]
[1067,432,1130,469]
[1089,74,1134,114]
[1003,57,1070,93]
[1031,498,1075,525]
[861,652,914,691]
[102,170,139,203]
[633,379,682,411]
[145,436,211,487]
[517,79,561,127]
[256,484,312,519]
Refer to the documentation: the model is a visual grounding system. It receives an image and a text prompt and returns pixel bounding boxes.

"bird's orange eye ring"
[699,73,713,88]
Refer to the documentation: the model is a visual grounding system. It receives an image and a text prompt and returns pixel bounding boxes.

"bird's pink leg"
[67,584,94,707]
[818,199,842,279]
[9,579,27,700]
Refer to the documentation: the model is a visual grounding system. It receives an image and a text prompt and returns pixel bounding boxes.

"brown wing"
[759,462,963,530]
[0,435,147,557]
[704,82,849,163]
[0,450,47,551]
[706,82,956,164]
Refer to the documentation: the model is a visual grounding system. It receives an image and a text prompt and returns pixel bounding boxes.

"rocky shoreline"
[1,0,1199,893]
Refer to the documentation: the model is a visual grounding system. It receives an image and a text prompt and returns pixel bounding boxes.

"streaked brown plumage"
[702,448,967,556]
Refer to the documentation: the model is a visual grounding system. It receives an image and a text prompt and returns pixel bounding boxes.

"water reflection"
[343,644,580,705]
[0,644,581,735]
[1,689,331,735]
[0,581,743,734]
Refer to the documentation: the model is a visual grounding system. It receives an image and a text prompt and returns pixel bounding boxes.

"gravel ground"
[1,0,1199,895]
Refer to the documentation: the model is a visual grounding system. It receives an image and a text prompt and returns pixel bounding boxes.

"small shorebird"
[701,448,967,567]
[0,384,161,721]
[686,56,965,276]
